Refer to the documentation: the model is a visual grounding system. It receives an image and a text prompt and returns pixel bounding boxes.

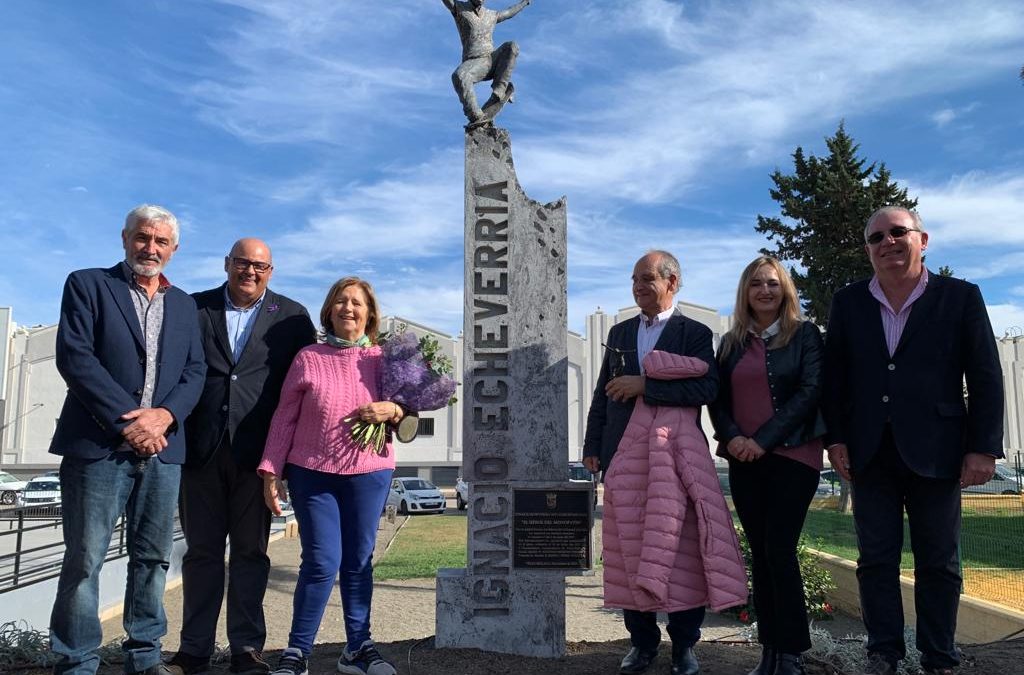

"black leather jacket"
[711,320,826,452]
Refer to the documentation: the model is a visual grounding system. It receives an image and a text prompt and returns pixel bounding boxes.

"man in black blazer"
[823,207,1004,675]
[49,205,206,675]
[582,250,719,675]
[168,239,314,675]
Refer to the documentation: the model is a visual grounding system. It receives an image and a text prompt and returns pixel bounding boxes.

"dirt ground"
[10,638,1020,675]
[292,638,1023,675]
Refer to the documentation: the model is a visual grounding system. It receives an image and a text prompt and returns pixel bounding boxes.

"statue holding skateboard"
[442,0,531,128]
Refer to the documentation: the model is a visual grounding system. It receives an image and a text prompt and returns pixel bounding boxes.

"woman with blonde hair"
[258,276,404,675]
[711,256,826,675]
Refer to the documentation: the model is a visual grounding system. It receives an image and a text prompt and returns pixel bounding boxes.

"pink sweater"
[257,344,395,477]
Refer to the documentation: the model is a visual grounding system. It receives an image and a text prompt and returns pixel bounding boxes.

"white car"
[0,471,28,505]
[387,477,446,515]
[455,476,469,511]
[18,475,62,507]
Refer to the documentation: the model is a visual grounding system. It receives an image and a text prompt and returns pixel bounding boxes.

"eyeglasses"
[229,257,273,273]
[866,226,921,246]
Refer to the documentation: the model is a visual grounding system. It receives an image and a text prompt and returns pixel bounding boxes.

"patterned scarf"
[324,333,371,349]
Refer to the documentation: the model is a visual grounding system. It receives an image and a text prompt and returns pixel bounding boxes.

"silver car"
[962,464,1021,495]
[0,471,28,505]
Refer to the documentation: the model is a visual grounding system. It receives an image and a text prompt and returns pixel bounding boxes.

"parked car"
[387,477,446,515]
[17,475,62,507]
[455,476,469,511]
[962,464,1022,495]
[816,469,842,496]
[569,461,598,506]
[0,471,28,505]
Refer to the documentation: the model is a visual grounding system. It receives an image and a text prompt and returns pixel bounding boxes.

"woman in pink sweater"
[258,277,404,675]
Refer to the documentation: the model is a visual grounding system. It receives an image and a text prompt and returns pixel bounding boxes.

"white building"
[0,311,62,467]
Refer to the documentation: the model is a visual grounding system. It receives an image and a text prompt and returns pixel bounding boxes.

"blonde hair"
[719,256,802,360]
[319,277,380,343]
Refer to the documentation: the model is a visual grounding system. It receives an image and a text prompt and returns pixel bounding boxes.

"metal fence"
[0,506,185,592]
[719,455,1024,613]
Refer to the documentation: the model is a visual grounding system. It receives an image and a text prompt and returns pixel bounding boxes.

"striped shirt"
[868,268,929,356]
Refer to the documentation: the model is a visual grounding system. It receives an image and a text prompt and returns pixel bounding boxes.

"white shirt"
[636,307,675,373]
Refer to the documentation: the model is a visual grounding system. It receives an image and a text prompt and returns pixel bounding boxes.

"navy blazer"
[185,285,315,470]
[822,272,1004,479]
[582,310,719,472]
[49,264,207,464]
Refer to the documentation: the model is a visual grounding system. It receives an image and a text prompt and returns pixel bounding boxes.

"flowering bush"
[725,525,836,625]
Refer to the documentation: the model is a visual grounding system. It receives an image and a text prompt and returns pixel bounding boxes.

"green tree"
[755,122,918,325]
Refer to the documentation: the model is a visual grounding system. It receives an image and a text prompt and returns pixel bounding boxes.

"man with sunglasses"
[168,239,315,675]
[822,207,1004,675]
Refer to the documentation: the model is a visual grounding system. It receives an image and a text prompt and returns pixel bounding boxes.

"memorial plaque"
[513,489,591,569]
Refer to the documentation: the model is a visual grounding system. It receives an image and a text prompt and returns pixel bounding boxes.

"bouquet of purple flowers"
[347,329,458,454]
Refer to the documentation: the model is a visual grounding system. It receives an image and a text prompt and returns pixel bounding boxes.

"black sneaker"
[230,650,270,675]
[164,652,210,675]
[269,648,308,675]
[336,640,396,675]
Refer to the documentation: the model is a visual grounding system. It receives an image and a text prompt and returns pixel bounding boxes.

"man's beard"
[129,257,164,278]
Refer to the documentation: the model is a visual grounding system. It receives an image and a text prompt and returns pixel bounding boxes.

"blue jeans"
[50,454,181,675]
[285,465,392,654]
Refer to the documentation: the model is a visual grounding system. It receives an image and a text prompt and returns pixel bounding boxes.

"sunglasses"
[866,225,921,245]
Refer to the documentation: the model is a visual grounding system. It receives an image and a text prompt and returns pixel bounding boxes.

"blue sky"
[1,0,1022,338]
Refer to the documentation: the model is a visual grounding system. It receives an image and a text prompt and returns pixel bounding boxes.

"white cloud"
[931,102,980,128]
[987,303,1024,338]
[932,109,957,127]
[509,1,1024,204]
[911,171,1024,248]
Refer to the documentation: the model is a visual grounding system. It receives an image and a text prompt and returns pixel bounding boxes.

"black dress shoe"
[774,653,806,675]
[747,646,777,675]
[619,646,659,674]
[670,644,699,675]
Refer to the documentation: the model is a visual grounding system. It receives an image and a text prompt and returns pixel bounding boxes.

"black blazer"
[823,273,1004,479]
[582,310,719,472]
[185,285,315,469]
[711,320,826,453]
[50,264,206,464]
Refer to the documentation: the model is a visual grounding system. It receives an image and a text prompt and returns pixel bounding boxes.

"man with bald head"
[168,239,315,675]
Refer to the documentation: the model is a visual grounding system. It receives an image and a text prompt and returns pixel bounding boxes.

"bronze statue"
[442,0,531,127]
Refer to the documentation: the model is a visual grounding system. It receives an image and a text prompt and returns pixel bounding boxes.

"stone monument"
[434,123,593,659]
[435,5,592,657]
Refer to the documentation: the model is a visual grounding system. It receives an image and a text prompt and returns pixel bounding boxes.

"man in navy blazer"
[168,238,314,675]
[49,205,206,675]
[582,250,719,675]
[823,207,1004,675]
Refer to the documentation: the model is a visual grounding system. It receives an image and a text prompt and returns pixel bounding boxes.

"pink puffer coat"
[603,350,748,613]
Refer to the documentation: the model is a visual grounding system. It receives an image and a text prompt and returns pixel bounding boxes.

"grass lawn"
[374,516,467,580]
[800,502,1024,571]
